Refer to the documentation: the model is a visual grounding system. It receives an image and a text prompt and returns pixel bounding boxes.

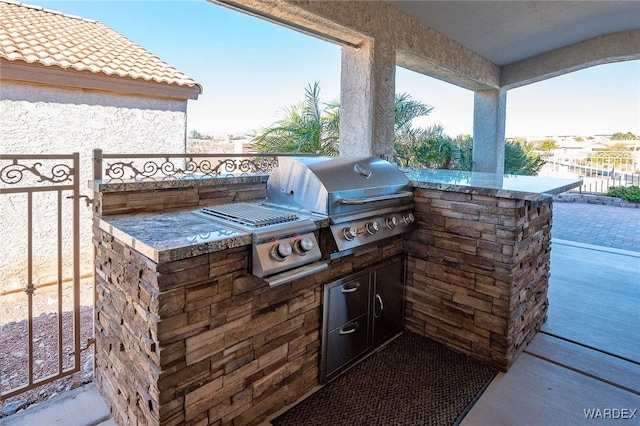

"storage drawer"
[326,272,370,331]
[324,314,369,378]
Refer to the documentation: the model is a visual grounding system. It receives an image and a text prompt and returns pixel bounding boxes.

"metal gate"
[0,153,83,400]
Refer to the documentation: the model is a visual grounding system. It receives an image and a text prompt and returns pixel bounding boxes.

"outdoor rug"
[271,332,497,426]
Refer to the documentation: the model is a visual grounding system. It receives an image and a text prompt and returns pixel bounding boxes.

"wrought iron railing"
[0,154,76,190]
[0,153,82,401]
[92,149,320,181]
[543,150,640,194]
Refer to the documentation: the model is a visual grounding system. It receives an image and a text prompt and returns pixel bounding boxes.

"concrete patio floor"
[4,205,640,425]
[461,239,640,425]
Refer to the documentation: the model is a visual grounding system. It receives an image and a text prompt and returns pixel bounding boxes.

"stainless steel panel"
[326,272,370,331]
[320,255,405,383]
[373,257,405,346]
[266,156,411,216]
[329,207,414,252]
[264,261,328,288]
[252,226,322,278]
[324,314,369,379]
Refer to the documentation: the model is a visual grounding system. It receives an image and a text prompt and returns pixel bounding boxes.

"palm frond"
[304,82,322,123]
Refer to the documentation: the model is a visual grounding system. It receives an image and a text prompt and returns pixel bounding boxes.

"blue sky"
[38,1,640,139]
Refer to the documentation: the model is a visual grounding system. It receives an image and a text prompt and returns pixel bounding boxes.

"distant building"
[0,0,202,284]
[1,0,202,157]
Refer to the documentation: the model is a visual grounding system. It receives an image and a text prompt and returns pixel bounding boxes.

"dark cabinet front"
[372,257,404,347]
[320,255,405,383]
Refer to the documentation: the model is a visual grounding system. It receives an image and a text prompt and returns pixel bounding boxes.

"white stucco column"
[472,89,507,174]
[339,40,396,159]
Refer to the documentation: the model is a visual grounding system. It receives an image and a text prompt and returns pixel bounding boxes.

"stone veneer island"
[91,169,580,425]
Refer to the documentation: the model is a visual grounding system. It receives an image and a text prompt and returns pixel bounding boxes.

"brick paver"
[552,202,640,252]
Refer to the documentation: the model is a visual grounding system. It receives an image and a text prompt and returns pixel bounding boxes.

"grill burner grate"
[199,202,299,228]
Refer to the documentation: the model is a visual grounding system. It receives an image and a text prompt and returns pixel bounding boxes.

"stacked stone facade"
[95,177,268,216]
[93,178,404,425]
[93,177,551,424]
[94,229,325,425]
[404,188,552,371]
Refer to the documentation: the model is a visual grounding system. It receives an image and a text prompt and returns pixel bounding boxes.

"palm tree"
[394,93,434,137]
[251,83,544,174]
[503,140,545,175]
[251,84,434,157]
[250,82,339,156]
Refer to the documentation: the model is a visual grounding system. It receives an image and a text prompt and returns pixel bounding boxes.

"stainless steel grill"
[195,156,414,287]
[199,202,299,227]
[266,156,415,258]
[266,156,412,217]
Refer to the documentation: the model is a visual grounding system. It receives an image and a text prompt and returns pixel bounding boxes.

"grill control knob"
[294,237,314,255]
[366,221,380,235]
[342,226,358,241]
[403,212,415,225]
[385,216,398,230]
[271,242,292,261]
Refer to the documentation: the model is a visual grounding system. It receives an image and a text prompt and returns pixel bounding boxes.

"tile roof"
[0,0,201,90]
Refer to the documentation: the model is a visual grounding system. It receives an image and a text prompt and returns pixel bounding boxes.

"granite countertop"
[95,209,253,263]
[404,169,582,201]
[96,206,330,264]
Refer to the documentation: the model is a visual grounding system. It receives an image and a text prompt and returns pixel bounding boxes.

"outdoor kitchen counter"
[403,167,583,372]
[405,168,582,200]
[95,210,253,263]
[91,173,271,263]
[95,209,330,263]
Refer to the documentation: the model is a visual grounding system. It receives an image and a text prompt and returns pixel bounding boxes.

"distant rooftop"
[0,0,201,91]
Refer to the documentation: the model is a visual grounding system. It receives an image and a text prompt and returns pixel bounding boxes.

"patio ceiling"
[210,0,640,90]
[392,1,640,67]
[392,1,640,89]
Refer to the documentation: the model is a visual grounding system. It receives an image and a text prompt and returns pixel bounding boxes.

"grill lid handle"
[337,191,413,205]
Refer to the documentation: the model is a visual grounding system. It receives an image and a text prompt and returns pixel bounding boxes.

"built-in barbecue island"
[91,157,581,425]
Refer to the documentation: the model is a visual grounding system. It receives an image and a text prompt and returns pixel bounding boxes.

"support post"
[339,40,396,159]
[472,89,507,174]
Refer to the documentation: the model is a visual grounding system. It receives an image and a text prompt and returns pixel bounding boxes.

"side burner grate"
[199,202,299,227]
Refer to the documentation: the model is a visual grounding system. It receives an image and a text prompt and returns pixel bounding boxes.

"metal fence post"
[93,148,103,181]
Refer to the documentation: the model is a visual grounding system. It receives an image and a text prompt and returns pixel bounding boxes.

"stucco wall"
[0,80,188,291]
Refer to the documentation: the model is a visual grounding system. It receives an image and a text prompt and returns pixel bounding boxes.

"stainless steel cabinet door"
[372,256,405,346]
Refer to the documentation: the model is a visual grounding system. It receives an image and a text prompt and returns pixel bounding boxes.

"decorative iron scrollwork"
[1,160,73,185]
[103,156,280,180]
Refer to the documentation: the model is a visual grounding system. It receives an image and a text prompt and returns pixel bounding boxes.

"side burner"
[195,202,327,287]
[199,202,299,227]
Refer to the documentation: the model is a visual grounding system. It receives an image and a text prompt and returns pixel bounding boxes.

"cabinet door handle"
[374,294,384,319]
[341,282,360,293]
[339,321,359,335]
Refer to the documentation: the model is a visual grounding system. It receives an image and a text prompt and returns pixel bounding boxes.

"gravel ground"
[0,279,94,418]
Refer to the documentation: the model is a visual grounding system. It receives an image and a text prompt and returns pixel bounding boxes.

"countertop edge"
[95,212,330,264]
[409,176,583,201]
[410,180,545,201]
[94,214,253,263]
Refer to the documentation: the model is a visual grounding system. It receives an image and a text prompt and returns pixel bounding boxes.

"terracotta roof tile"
[0,0,201,90]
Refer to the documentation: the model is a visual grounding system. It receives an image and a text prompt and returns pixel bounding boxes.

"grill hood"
[265,156,412,216]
